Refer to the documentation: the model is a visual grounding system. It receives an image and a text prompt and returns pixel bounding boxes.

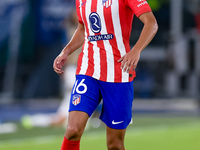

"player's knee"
[107,140,123,150]
[65,125,82,140]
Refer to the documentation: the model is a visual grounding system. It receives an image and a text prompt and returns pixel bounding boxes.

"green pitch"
[0,116,200,150]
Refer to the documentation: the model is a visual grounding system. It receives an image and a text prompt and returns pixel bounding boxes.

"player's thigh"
[106,126,126,149]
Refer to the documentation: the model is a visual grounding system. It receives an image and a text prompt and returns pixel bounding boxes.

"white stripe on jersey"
[111,1,129,82]
[92,45,101,79]
[97,0,115,82]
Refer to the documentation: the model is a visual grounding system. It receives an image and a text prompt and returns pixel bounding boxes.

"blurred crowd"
[0,0,200,100]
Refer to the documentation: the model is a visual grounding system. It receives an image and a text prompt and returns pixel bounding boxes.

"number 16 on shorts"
[72,79,88,94]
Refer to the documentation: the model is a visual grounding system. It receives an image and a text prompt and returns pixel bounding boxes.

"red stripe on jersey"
[85,44,94,76]
[91,0,97,12]
[76,0,83,75]
[103,6,122,82]
[76,50,84,75]
[99,47,107,81]
[77,0,90,75]
[76,0,88,74]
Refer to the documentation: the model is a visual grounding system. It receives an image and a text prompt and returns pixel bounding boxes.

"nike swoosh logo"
[112,120,124,125]
[79,1,87,8]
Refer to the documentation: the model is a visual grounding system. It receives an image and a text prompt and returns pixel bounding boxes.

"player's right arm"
[53,23,85,75]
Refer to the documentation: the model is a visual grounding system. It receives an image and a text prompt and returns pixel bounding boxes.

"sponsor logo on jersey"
[88,34,114,41]
[137,0,148,7]
[72,94,81,106]
[89,12,101,33]
[102,0,112,8]
[88,12,114,41]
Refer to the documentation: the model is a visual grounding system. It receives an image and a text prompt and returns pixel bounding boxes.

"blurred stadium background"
[0,0,200,149]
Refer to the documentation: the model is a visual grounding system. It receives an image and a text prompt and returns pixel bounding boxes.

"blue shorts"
[69,75,134,129]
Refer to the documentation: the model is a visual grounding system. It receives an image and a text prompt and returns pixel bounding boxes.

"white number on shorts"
[72,79,87,94]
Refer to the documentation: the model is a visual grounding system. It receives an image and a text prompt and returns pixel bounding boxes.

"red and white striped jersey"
[75,0,151,82]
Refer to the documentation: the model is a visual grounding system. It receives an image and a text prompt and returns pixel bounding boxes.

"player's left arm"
[118,11,158,72]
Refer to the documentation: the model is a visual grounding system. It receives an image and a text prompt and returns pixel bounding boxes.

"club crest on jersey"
[72,95,81,106]
[102,0,112,8]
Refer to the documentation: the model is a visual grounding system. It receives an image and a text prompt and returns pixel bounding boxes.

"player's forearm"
[62,23,85,56]
[131,12,158,53]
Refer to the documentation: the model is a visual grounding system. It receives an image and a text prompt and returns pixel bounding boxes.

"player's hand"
[118,50,141,73]
[53,51,67,75]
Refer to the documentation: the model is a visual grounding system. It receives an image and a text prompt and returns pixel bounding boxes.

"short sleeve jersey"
[76,0,151,82]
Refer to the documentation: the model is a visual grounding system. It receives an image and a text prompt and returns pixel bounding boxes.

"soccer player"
[53,0,158,149]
